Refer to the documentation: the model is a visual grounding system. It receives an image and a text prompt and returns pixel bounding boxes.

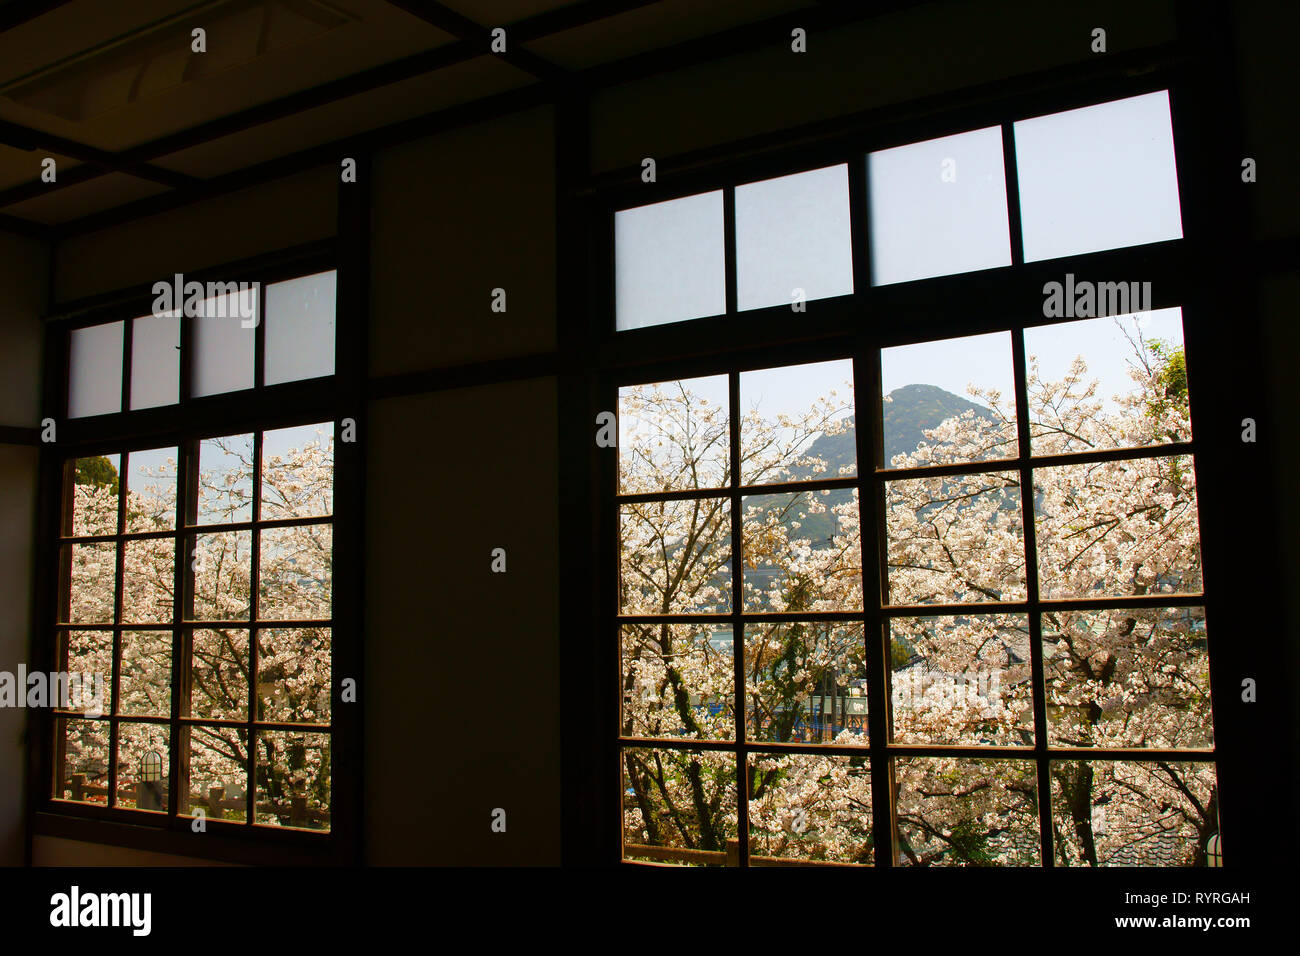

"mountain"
[880,384,993,465]
[769,385,997,545]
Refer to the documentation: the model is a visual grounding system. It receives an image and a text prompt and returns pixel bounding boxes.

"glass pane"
[261,423,334,520]
[185,725,248,821]
[55,717,109,803]
[255,731,331,831]
[124,447,177,533]
[191,290,257,397]
[615,191,725,330]
[745,622,867,744]
[130,312,180,410]
[68,321,123,418]
[622,747,737,865]
[1050,760,1218,866]
[1034,454,1202,599]
[259,524,332,621]
[885,471,1026,605]
[120,630,171,717]
[1043,606,1213,749]
[197,433,254,525]
[69,454,119,536]
[189,531,252,621]
[894,757,1040,866]
[115,722,169,812]
[890,615,1033,746]
[620,623,733,740]
[741,490,861,612]
[1015,90,1183,262]
[64,542,116,624]
[191,628,249,720]
[619,499,731,614]
[264,271,336,385]
[1025,309,1190,454]
[868,126,1011,286]
[748,753,872,865]
[122,537,174,624]
[618,375,729,494]
[881,332,1017,468]
[57,630,112,716]
[257,628,331,723]
[739,359,855,485]
[735,164,854,311]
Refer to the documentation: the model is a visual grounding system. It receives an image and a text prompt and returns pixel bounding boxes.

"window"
[40,259,351,860]
[605,86,1219,867]
[614,191,725,330]
[1013,90,1184,263]
[867,126,1012,285]
[735,165,854,310]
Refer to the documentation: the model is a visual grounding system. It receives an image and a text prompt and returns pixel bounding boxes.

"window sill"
[31,808,349,866]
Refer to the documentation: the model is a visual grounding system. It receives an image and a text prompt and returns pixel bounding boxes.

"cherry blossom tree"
[619,318,1216,866]
[61,430,333,828]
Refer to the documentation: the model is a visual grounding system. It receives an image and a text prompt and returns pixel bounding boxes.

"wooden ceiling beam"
[0,119,202,189]
[0,1,664,214]
[382,1,566,80]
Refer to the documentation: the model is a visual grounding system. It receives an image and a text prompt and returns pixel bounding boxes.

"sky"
[883,307,1185,410]
[118,422,332,521]
[621,306,1187,452]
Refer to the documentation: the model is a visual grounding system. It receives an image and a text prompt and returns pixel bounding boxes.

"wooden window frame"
[29,239,365,866]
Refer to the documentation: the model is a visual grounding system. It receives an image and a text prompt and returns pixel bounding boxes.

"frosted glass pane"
[1015,90,1183,262]
[265,271,336,385]
[736,164,854,311]
[869,126,1012,286]
[68,321,123,418]
[615,191,725,330]
[130,313,180,410]
[192,291,257,397]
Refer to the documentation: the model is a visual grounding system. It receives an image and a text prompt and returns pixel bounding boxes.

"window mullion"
[723,188,737,317]
[107,450,128,808]
[254,278,267,391]
[120,313,134,414]
[247,429,263,827]
[850,144,899,867]
[727,369,747,867]
[854,348,896,867]
[1011,327,1054,867]
[1001,121,1025,268]
[170,439,198,821]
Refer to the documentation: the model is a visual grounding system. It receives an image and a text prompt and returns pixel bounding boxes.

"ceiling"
[0,0,895,238]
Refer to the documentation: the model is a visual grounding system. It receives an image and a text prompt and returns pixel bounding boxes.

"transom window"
[66,270,336,417]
